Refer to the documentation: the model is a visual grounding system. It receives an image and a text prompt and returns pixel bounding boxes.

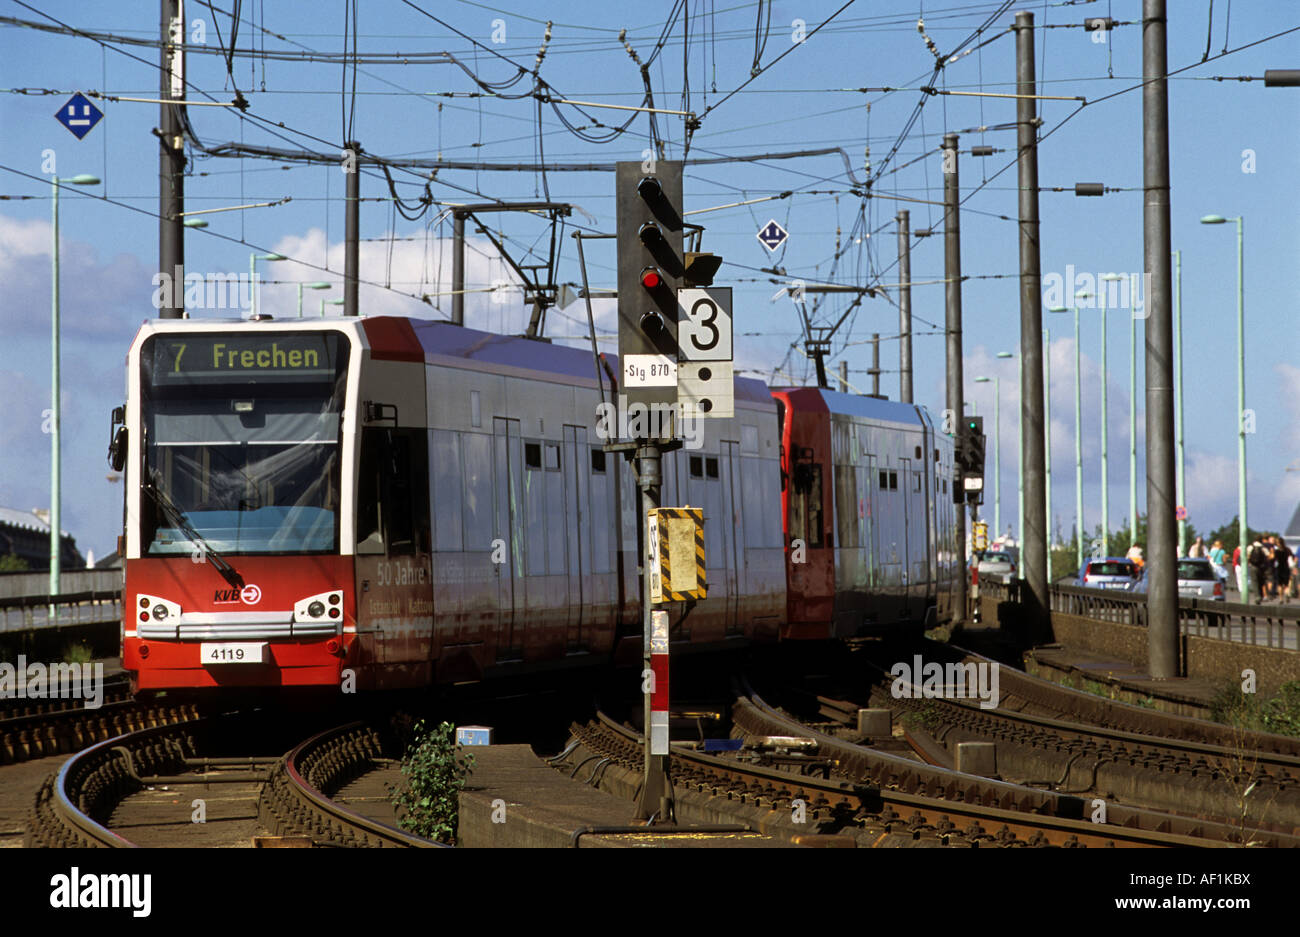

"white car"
[973,550,1017,583]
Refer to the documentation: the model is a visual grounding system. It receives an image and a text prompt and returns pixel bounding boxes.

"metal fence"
[982,579,1300,651]
[0,569,122,600]
[0,590,123,634]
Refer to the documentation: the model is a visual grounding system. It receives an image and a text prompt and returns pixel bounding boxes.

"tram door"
[493,417,524,659]
[562,425,591,652]
[899,456,913,619]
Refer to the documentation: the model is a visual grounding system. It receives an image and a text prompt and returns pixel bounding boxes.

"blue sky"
[0,0,1297,559]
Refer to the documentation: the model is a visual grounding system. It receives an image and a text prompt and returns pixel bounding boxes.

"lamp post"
[974,376,1000,537]
[1044,327,1053,580]
[1173,250,1186,555]
[249,252,286,317]
[1103,272,1141,552]
[297,282,331,318]
[321,297,346,317]
[1049,290,1089,571]
[1201,213,1248,597]
[996,350,1017,550]
[49,173,100,599]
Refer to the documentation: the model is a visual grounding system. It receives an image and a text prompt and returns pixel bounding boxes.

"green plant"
[389,720,475,844]
[62,642,93,665]
[0,554,29,572]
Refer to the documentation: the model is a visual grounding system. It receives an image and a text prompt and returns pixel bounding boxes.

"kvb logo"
[240,584,262,605]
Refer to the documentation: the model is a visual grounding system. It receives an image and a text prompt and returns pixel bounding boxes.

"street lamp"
[249,252,286,317]
[1201,213,1248,597]
[975,375,1001,539]
[298,282,331,318]
[996,350,1018,551]
[1102,272,1141,554]
[183,218,208,229]
[321,297,346,317]
[1043,327,1053,580]
[49,173,100,598]
[1049,291,1088,571]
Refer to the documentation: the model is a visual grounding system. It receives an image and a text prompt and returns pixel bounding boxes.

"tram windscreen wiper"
[142,479,245,591]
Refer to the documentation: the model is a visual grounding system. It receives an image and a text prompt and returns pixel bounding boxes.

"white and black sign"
[677,287,732,362]
[623,353,678,387]
[678,361,734,419]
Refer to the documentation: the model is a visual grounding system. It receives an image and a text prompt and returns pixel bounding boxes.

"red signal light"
[640,268,662,290]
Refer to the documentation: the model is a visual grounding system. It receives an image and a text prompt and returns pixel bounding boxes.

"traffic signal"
[617,161,684,370]
[964,416,986,475]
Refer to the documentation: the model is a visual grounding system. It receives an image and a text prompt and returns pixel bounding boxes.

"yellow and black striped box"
[648,507,706,602]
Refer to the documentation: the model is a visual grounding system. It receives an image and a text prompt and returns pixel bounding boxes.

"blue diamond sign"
[55,93,103,140]
[756,218,788,252]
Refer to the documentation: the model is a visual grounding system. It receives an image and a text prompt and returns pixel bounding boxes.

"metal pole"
[1044,327,1053,581]
[344,141,360,317]
[1130,276,1138,548]
[870,334,880,397]
[1101,304,1109,554]
[943,132,967,619]
[897,210,914,403]
[1142,0,1179,678]
[838,360,849,393]
[50,178,61,597]
[635,444,669,822]
[452,213,466,326]
[993,375,1001,537]
[1235,217,1249,598]
[1017,360,1024,554]
[297,282,303,319]
[1015,10,1049,624]
[1073,305,1083,572]
[158,0,185,319]
[1174,249,1186,554]
[249,253,257,318]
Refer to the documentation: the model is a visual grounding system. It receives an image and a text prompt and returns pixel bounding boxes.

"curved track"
[26,715,437,848]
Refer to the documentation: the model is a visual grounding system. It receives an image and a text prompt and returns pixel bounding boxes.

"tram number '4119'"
[200,642,265,665]
[677,287,732,362]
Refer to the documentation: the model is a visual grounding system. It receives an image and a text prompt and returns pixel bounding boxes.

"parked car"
[1131,557,1226,602]
[972,550,1017,583]
[1077,557,1140,590]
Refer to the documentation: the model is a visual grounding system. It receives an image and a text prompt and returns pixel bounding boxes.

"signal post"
[614,161,724,823]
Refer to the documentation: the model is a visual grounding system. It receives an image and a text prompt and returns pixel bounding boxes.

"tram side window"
[356,427,431,556]
[789,462,823,549]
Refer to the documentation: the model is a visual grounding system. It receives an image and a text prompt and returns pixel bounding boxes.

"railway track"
[567,711,1219,847]
[0,694,198,765]
[798,643,1300,837]
[739,683,1300,847]
[25,714,435,847]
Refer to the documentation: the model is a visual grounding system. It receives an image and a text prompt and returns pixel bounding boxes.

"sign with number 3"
[676,287,732,362]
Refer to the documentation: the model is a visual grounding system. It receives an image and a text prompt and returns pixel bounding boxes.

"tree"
[0,554,29,572]
[1204,515,1273,559]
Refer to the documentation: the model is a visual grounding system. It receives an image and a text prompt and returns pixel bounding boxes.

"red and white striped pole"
[649,609,670,758]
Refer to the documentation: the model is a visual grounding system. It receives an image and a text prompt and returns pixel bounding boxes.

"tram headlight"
[307,601,326,618]
[151,604,169,621]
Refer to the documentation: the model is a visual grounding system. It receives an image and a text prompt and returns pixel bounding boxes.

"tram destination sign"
[148,333,345,383]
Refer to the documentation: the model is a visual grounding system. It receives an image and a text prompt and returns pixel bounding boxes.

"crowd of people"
[1128,534,1297,603]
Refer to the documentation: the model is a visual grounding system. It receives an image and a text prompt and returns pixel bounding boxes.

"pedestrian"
[1209,539,1227,583]
[1188,536,1205,558]
[1272,535,1292,603]
[1233,543,1243,593]
[1248,537,1273,604]
[1126,543,1145,572]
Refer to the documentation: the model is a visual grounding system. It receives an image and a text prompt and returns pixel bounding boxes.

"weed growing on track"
[390,719,476,844]
[1210,681,1300,738]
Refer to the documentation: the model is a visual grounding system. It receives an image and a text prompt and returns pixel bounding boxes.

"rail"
[982,578,1300,650]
